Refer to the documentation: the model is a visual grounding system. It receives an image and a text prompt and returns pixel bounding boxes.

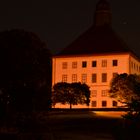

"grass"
[0,110,140,140]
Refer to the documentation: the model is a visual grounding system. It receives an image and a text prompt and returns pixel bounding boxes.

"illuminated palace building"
[52,0,140,108]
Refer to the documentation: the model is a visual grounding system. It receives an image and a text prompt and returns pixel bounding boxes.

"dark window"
[134,63,136,69]
[81,74,87,83]
[62,62,67,69]
[92,61,97,67]
[62,75,67,82]
[91,90,97,97]
[92,101,97,107]
[113,73,118,78]
[92,74,97,83]
[72,74,77,82]
[112,101,117,107]
[113,60,118,66]
[72,62,77,68]
[101,90,108,97]
[102,60,107,67]
[102,101,107,107]
[82,61,87,68]
[102,73,107,82]
[131,62,133,69]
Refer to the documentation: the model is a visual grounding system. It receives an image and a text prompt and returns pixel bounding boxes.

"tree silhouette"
[0,29,52,114]
[52,82,90,109]
[109,73,140,115]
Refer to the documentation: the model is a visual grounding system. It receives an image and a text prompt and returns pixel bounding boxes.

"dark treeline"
[0,29,52,124]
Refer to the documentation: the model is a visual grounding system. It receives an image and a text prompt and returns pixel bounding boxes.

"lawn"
[0,110,139,140]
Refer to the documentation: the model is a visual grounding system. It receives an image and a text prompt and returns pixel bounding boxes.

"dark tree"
[52,82,90,109]
[0,29,52,114]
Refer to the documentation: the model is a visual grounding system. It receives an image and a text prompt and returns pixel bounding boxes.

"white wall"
[52,53,140,108]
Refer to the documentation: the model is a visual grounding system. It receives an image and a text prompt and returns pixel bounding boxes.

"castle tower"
[52,0,140,109]
[94,0,112,27]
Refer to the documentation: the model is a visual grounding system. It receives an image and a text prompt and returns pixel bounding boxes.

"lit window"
[102,73,107,82]
[81,74,87,83]
[91,101,97,107]
[92,74,97,83]
[62,75,67,82]
[72,62,77,69]
[72,74,77,82]
[102,101,107,107]
[91,90,97,97]
[62,62,67,69]
[112,101,118,107]
[82,61,87,68]
[101,90,108,97]
[102,60,107,67]
[113,60,118,66]
[92,61,97,67]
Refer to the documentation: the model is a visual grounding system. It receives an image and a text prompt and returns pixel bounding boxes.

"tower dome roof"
[94,0,112,27]
[55,0,135,58]
[96,0,110,11]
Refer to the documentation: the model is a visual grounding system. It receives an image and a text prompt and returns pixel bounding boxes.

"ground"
[0,110,139,140]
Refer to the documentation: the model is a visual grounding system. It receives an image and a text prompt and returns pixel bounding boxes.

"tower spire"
[94,0,112,27]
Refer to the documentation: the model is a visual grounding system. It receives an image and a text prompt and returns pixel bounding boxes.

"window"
[92,74,97,83]
[102,101,107,107]
[112,101,118,107]
[72,74,77,82]
[131,62,133,69]
[62,75,67,82]
[81,74,87,83]
[92,61,97,67]
[72,62,77,69]
[101,90,108,97]
[102,73,107,82]
[91,101,97,107]
[113,73,118,78]
[113,60,118,66]
[62,62,67,69]
[102,60,107,67]
[82,61,87,68]
[91,90,97,97]
[134,63,136,69]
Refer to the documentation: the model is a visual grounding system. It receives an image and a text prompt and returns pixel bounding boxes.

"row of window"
[91,90,108,97]
[92,73,107,83]
[131,61,140,72]
[62,73,117,83]
[62,60,118,69]
[91,100,117,107]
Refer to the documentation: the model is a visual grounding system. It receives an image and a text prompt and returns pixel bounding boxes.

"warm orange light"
[52,54,140,108]
[93,111,127,118]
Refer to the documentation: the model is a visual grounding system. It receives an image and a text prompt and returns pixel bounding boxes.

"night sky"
[0,0,140,56]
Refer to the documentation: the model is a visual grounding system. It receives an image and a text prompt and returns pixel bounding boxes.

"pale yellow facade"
[52,53,140,108]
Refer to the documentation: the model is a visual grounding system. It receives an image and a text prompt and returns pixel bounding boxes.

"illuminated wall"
[129,55,140,74]
[52,53,140,108]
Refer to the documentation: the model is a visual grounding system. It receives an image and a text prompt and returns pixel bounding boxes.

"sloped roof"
[55,0,134,57]
[56,25,132,56]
